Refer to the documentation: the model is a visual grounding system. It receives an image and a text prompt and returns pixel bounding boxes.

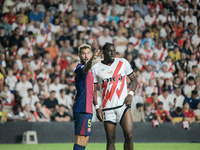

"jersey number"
[88,119,91,128]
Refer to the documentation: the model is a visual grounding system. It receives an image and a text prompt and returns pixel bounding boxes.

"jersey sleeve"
[74,65,85,79]
[123,58,133,76]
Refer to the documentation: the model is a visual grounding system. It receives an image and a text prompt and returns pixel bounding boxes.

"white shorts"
[102,104,130,125]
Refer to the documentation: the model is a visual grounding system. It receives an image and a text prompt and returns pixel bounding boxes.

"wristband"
[128,91,134,96]
[95,105,99,110]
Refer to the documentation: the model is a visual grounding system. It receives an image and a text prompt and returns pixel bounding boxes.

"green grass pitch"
[0,143,199,150]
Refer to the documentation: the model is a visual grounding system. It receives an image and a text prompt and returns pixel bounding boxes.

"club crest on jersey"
[107,70,113,75]
[88,128,91,132]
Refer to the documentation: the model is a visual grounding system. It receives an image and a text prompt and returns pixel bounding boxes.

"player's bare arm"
[124,73,138,106]
[83,49,100,74]
[93,83,104,122]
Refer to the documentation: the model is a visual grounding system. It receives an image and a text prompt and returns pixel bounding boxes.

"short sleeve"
[74,65,84,79]
[124,58,133,76]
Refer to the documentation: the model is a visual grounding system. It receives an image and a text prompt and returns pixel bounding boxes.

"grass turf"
[0,143,200,150]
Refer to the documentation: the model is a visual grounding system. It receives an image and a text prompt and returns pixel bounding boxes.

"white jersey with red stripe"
[92,58,133,110]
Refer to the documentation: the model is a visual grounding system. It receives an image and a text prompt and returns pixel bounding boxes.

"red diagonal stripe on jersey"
[116,76,125,98]
[102,61,123,108]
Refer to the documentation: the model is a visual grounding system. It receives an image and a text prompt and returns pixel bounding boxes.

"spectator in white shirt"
[191,27,200,48]
[7,105,28,122]
[49,77,67,98]
[145,79,158,97]
[98,28,112,47]
[170,87,185,110]
[184,76,196,98]
[0,85,12,104]
[158,88,173,112]
[12,16,26,36]
[21,88,39,112]
[57,89,73,112]
[158,65,174,86]
[58,0,72,14]
[16,0,31,12]
[5,69,17,92]
[15,74,33,98]
[17,40,34,60]
[113,29,128,54]
[185,9,197,27]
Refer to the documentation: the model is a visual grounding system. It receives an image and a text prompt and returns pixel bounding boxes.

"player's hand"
[96,108,104,122]
[124,95,132,106]
[92,49,100,60]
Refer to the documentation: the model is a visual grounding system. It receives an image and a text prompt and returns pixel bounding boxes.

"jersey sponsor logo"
[101,61,125,108]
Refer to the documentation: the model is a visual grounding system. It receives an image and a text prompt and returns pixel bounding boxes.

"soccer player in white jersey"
[92,42,137,150]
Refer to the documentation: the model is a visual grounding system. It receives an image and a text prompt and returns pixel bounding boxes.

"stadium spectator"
[15,74,32,99]
[174,21,185,39]
[7,105,28,122]
[184,76,196,98]
[144,102,154,122]
[133,0,148,18]
[170,87,185,109]
[148,53,163,72]
[23,104,36,122]
[182,101,195,123]
[154,102,174,124]
[72,0,87,19]
[98,28,112,47]
[5,69,17,92]
[158,89,173,112]
[9,27,24,48]
[145,93,159,111]
[34,102,50,122]
[54,104,71,122]
[131,89,144,110]
[170,107,185,123]
[21,88,39,112]
[43,90,59,114]
[145,79,158,97]
[184,90,200,110]
[169,46,181,63]
[132,103,145,122]
[0,17,12,36]
[29,4,44,22]
[0,85,12,104]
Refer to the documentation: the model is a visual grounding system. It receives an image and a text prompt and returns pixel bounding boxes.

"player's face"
[104,45,116,62]
[79,48,92,64]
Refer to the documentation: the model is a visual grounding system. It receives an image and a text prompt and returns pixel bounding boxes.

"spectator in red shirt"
[148,0,163,15]
[56,51,70,71]
[182,101,195,123]
[154,102,174,124]
[174,21,184,39]
[178,30,190,48]
[5,9,17,25]
[145,93,159,111]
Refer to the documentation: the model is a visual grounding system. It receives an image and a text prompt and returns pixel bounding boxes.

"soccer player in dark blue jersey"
[73,44,99,150]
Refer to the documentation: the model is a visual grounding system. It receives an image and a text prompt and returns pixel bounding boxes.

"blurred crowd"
[0,0,200,124]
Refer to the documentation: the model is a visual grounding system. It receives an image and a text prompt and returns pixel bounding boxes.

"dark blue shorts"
[73,113,93,136]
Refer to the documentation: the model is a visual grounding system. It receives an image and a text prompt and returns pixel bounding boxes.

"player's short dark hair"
[4,84,9,88]
[176,107,182,113]
[181,30,186,35]
[21,54,29,59]
[34,101,41,106]
[136,103,143,109]
[158,102,163,106]
[103,42,114,52]
[192,90,198,95]
[170,31,175,36]
[183,101,190,106]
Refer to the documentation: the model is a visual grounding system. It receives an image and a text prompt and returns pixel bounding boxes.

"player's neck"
[102,59,114,65]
